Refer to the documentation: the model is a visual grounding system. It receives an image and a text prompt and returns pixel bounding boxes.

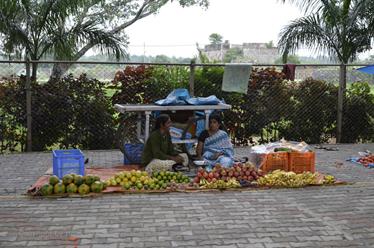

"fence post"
[25,59,32,151]
[337,64,346,143]
[189,61,195,96]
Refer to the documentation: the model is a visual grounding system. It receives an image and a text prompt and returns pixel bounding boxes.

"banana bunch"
[200,178,241,189]
[226,178,241,188]
[323,175,335,184]
[257,170,317,188]
[298,172,317,185]
[199,178,209,187]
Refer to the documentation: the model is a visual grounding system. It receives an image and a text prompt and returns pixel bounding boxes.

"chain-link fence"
[0,60,373,154]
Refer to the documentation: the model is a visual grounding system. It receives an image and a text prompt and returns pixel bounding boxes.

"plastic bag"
[155,88,191,105]
[251,139,311,154]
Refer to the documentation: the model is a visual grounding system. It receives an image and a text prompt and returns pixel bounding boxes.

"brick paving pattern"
[0,143,374,247]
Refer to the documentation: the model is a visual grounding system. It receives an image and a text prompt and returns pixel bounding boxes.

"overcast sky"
[125,0,304,57]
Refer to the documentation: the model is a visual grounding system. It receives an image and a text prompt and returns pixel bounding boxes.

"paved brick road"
[1,144,374,247]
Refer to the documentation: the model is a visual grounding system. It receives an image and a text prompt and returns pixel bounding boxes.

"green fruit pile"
[152,171,190,184]
[257,170,316,188]
[106,170,166,191]
[39,174,105,196]
[106,170,190,191]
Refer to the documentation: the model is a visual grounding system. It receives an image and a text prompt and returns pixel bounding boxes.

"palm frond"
[278,14,341,60]
[278,0,323,13]
[279,0,374,63]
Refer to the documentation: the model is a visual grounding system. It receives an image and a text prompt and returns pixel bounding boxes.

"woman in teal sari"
[196,114,234,171]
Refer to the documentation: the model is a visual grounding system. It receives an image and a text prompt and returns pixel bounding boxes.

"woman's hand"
[172,155,185,164]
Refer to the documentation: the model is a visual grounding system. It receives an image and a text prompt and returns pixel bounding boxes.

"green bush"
[341,82,374,143]
[281,78,338,144]
[0,79,27,152]
[1,65,373,153]
[0,75,116,152]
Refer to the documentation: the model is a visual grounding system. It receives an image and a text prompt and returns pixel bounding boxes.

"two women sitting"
[141,113,234,173]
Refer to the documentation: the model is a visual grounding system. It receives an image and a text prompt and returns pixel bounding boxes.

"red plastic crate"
[260,152,289,173]
[288,152,315,173]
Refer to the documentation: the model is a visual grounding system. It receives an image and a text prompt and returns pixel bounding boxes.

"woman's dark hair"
[155,114,170,130]
[209,113,223,129]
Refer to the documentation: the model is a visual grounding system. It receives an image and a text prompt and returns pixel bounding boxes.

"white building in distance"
[203,40,280,63]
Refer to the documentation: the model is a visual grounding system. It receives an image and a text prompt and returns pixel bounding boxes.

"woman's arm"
[196,141,204,159]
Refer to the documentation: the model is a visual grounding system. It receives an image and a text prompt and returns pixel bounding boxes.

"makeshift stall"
[114,103,232,143]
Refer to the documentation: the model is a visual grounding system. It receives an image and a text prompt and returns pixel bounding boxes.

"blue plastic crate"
[53,149,85,179]
[124,143,144,165]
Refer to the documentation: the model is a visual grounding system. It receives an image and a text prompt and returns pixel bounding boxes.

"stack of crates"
[53,149,85,179]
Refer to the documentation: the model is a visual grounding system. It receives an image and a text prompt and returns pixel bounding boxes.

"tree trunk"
[49,43,92,81]
[31,61,38,80]
[336,64,347,143]
[50,62,72,81]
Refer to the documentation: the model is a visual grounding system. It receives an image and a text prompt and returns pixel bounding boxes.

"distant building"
[203,40,280,63]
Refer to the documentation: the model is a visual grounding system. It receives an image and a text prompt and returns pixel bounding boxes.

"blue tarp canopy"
[356,65,374,74]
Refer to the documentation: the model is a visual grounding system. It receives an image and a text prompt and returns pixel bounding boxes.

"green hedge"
[0,65,373,153]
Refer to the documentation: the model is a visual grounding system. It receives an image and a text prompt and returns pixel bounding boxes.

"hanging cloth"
[222,63,252,94]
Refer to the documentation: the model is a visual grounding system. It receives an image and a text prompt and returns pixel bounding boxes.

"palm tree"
[278,0,374,63]
[0,0,126,79]
[0,0,210,80]
[278,0,374,142]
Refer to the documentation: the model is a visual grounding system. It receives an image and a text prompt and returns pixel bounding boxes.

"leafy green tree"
[278,0,374,64]
[209,33,223,45]
[279,0,374,142]
[265,40,274,49]
[154,55,171,63]
[223,47,243,63]
[0,0,209,79]
[274,55,301,64]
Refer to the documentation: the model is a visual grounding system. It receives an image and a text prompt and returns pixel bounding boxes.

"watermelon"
[83,175,95,185]
[49,175,60,185]
[90,181,104,193]
[62,174,74,185]
[73,175,84,186]
[53,183,65,194]
[66,183,78,194]
[78,184,90,195]
[40,184,53,196]
[102,181,108,190]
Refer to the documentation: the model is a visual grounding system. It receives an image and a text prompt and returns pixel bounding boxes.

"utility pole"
[143,42,146,63]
